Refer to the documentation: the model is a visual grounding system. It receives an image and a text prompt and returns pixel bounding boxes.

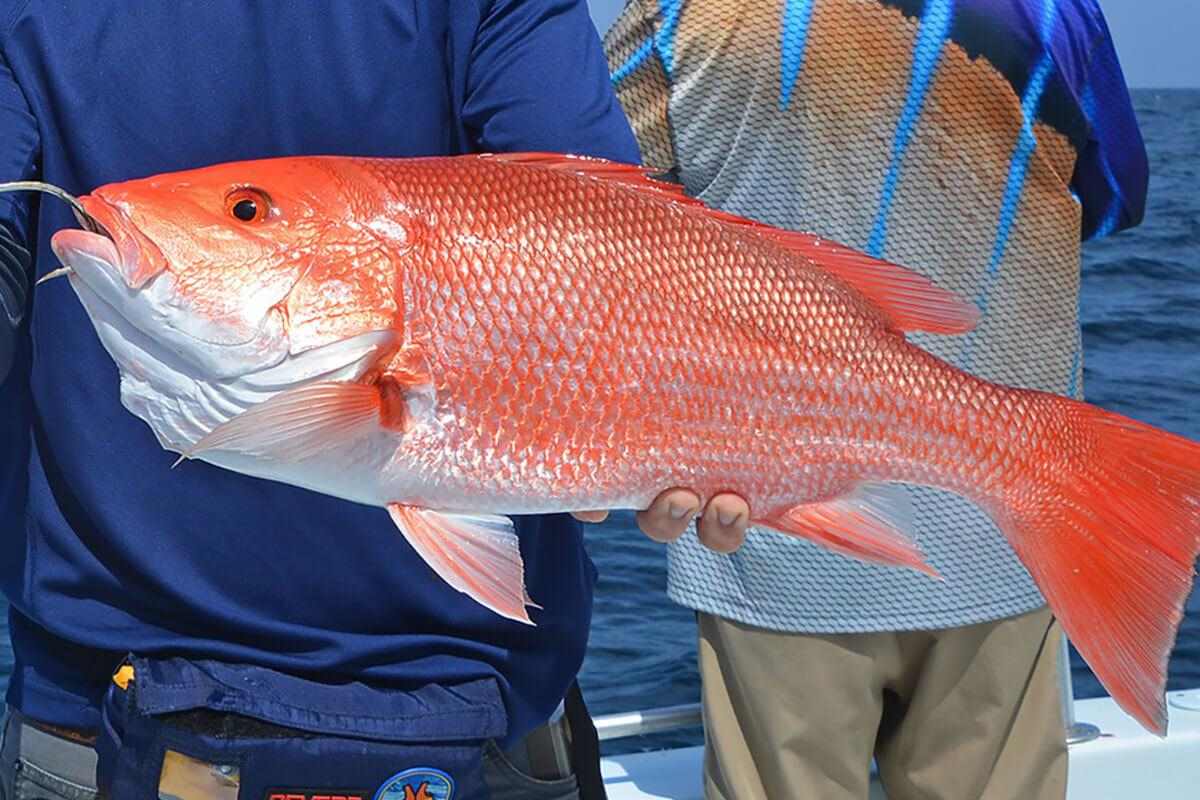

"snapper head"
[48,158,407,452]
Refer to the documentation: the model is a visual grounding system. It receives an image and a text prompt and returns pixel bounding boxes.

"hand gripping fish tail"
[23,153,1200,737]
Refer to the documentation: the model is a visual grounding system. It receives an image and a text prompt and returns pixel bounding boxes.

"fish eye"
[224,188,271,223]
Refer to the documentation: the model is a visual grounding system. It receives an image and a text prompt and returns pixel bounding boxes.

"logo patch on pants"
[373,768,455,800]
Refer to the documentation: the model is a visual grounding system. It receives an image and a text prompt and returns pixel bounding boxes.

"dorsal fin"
[483,153,979,335]
[754,231,981,335]
[483,152,695,204]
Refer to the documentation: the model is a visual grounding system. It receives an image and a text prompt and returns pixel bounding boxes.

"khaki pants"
[698,606,1068,800]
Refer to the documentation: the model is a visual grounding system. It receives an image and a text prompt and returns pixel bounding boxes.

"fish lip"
[78,195,161,287]
[49,228,121,273]
[48,196,153,290]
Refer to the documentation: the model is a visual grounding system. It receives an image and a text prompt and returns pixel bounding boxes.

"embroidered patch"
[373,768,455,800]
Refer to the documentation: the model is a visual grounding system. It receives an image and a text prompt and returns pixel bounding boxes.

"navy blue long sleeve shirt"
[0,0,638,743]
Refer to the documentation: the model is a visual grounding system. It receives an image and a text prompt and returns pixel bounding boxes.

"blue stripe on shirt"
[866,0,955,257]
[778,0,816,110]
[612,37,654,84]
[655,0,686,77]
[964,0,1059,367]
[1080,83,1124,239]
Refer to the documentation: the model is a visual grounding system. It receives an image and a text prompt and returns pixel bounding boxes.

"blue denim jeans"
[0,710,98,800]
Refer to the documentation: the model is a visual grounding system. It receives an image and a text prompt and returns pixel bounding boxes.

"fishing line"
[0,181,114,284]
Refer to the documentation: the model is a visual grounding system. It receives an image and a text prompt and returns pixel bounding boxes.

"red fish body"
[48,154,1200,735]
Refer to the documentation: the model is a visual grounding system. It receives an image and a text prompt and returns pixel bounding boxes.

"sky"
[587,0,1199,88]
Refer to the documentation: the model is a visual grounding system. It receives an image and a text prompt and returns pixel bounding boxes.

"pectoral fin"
[180,381,383,465]
[180,362,434,466]
[386,504,536,625]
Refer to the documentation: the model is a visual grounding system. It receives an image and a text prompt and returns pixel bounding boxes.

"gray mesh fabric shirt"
[603,0,1147,632]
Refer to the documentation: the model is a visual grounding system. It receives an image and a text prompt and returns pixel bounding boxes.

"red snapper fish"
[44,154,1200,735]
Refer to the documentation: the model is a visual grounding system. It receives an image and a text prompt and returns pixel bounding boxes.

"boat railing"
[595,703,703,741]
[593,634,1102,745]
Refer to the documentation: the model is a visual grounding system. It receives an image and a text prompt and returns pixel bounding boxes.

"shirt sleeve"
[603,0,677,175]
[463,0,640,163]
[1071,12,1148,240]
[0,47,39,383]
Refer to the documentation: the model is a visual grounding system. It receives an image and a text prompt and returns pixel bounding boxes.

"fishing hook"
[0,180,115,284]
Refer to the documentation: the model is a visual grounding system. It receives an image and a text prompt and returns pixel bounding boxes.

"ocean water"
[0,90,1197,756]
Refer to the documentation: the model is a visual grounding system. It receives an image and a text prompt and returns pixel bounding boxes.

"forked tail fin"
[994,402,1200,735]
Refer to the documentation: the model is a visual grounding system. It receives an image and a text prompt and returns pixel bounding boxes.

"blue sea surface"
[0,90,1197,756]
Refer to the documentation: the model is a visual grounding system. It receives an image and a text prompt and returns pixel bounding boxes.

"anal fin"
[387,505,536,625]
[763,483,939,578]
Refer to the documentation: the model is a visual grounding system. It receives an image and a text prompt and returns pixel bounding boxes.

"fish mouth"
[51,195,160,289]
[71,194,114,241]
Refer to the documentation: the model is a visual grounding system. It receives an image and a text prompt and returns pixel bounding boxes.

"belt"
[512,698,575,780]
[25,718,97,746]
[2,708,99,792]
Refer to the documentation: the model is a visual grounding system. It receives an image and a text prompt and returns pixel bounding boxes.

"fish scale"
[380,159,897,501]
[41,152,1200,736]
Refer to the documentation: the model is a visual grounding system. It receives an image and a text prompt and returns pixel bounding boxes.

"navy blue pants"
[1,657,580,799]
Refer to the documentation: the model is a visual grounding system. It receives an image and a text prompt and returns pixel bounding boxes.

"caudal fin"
[995,402,1200,735]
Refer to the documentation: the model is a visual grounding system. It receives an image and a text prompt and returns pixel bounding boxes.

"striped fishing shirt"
[604,0,1148,632]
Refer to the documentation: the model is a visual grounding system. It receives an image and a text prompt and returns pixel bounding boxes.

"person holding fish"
[0,2,750,799]
[3,0,1191,797]
[605,1,1152,798]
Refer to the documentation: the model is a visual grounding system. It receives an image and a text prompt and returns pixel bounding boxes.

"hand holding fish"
[574,489,750,552]
[8,152,1199,737]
